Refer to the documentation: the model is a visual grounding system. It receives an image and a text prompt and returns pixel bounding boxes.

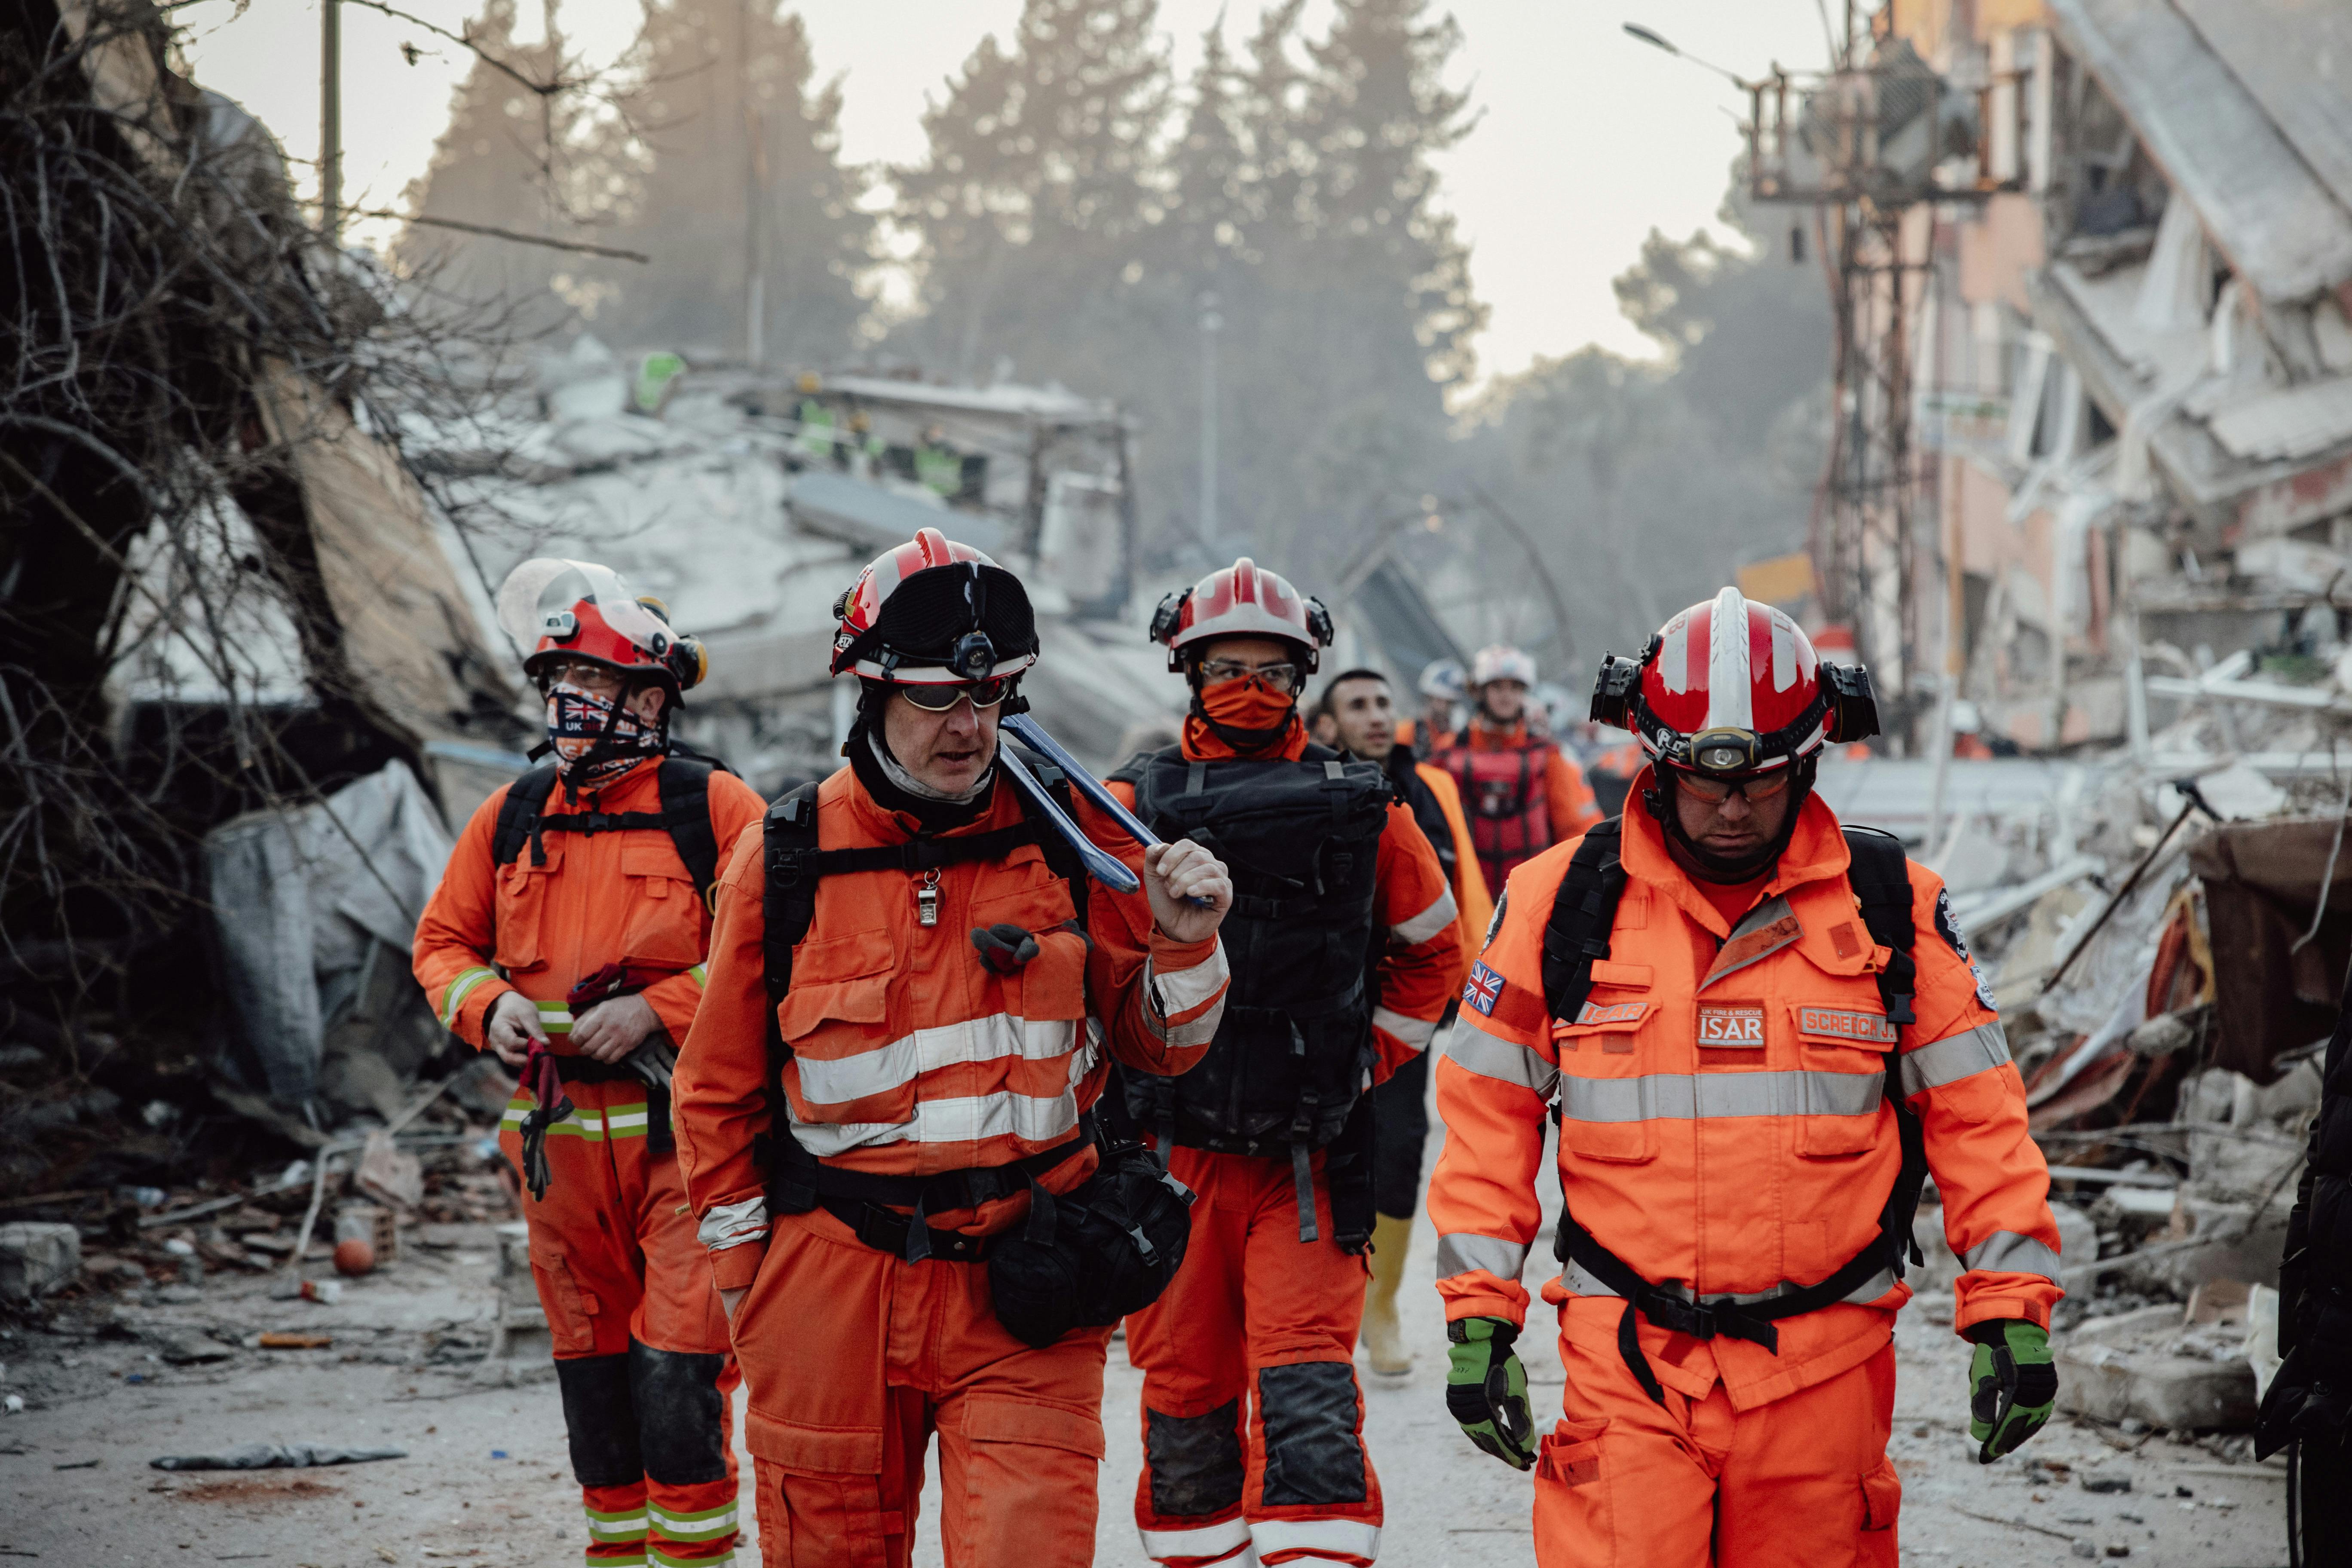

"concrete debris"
[150,1443,408,1471]
[0,1223,82,1301]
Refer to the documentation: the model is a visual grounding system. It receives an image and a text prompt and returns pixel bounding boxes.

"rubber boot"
[1362,1213,1414,1376]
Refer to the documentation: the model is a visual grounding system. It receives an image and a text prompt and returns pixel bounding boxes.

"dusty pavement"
[2,1114,2292,1567]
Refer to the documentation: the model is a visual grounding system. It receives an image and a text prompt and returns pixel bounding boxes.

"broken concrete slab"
[2058,1304,2260,1430]
[0,1223,81,1301]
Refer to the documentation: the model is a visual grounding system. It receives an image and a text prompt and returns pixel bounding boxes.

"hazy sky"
[178,0,1834,383]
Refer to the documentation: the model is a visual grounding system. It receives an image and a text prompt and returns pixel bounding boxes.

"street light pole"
[320,0,342,239]
[1198,290,1221,546]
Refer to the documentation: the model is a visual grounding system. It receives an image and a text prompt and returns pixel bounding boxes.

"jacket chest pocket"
[619,843,705,967]
[1789,999,1895,1157]
[971,869,1085,1024]
[492,844,560,973]
[1551,992,1659,1164]
[778,929,904,1125]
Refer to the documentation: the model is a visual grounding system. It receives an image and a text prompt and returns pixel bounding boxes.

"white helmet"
[1471,644,1537,688]
[1418,658,1466,703]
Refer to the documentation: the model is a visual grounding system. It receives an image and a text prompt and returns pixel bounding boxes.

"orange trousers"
[502,1078,741,1567]
[729,1206,1112,1568]
[1535,1329,1901,1568]
[1124,1148,1381,1568]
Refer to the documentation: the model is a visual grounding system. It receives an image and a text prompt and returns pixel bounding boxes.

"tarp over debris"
[205,762,451,1112]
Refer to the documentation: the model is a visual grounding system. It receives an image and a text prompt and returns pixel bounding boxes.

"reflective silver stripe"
[1961,1230,2063,1280]
[1157,1013,1223,1048]
[1139,1516,1252,1563]
[1557,1068,1884,1123]
[697,1196,766,1253]
[1372,1006,1438,1049]
[787,1088,1079,1156]
[1899,1021,2012,1097]
[1251,1519,1381,1561]
[793,1015,1080,1106]
[1561,1257,1899,1309]
[1435,1232,1529,1283]
[441,966,496,1028]
[1150,942,1231,1016]
[1443,1014,1559,1097]
[1391,886,1459,947]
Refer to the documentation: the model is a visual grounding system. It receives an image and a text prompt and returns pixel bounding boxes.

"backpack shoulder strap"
[1540,816,1628,1025]
[762,781,825,1006]
[1840,826,1917,1026]
[491,765,562,870]
[657,758,723,906]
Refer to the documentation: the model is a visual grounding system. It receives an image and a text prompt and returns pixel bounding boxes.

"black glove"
[971,923,1041,975]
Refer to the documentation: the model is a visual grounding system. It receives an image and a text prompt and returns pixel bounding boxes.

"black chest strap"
[1539,818,1931,1404]
[490,755,728,907]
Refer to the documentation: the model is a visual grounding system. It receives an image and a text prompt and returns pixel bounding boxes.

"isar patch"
[1934,888,1999,1011]
[1795,1004,1899,1044]
[1695,1004,1766,1048]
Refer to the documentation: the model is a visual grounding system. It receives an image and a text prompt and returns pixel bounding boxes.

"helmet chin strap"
[1642,755,1818,883]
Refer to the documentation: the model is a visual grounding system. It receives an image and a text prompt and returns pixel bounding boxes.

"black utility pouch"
[988,1142,1196,1347]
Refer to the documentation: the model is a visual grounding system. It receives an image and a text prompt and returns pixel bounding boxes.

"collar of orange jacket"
[1464,714,1543,751]
[1617,764,1851,939]
[841,752,1021,844]
[1182,712,1308,762]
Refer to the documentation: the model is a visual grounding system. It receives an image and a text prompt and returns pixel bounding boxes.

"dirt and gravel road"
[2,1123,2292,1566]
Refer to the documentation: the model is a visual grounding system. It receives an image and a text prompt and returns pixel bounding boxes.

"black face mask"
[1643,756,1817,884]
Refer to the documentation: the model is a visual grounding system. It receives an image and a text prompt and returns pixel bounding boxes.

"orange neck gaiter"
[1188,679,1301,758]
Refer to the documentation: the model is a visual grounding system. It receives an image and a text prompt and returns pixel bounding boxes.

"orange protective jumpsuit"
[415,757,766,1568]
[672,766,1228,1568]
[1432,717,1602,896]
[1428,775,2062,1566]
[1113,719,1467,1568]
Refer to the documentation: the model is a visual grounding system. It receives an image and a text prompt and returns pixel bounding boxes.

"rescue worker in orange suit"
[1316,668,1490,1376]
[1428,587,2064,1567]
[671,528,1235,1568]
[1432,644,1601,897]
[1109,560,1467,1568]
[414,559,765,1568]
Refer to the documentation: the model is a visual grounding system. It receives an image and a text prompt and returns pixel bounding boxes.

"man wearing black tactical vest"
[1108,558,1468,1568]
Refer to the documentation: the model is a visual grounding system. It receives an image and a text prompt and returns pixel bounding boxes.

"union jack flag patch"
[1464,961,1504,1017]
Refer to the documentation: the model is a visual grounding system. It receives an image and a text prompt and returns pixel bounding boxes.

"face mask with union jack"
[545,682,661,785]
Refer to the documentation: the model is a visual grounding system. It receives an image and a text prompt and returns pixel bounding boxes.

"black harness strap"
[491,755,729,906]
[1539,821,1932,1405]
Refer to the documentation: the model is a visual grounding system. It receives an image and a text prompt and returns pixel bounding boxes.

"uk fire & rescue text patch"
[1934,888,1999,1011]
[1695,1004,1766,1048]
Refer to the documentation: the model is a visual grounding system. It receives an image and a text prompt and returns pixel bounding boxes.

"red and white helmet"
[496,558,706,692]
[1470,644,1537,688]
[1150,557,1333,674]
[1589,585,1878,778]
[830,527,1039,685]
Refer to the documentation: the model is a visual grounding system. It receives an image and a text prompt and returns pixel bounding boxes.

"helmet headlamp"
[1689,728,1761,776]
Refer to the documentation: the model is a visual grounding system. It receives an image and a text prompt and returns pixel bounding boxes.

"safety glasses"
[539,659,626,696]
[899,674,1019,712]
[1196,658,1305,695]
[1672,767,1792,804]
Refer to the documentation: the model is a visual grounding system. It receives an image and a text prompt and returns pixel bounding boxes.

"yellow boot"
[1361,1213,1414,1376]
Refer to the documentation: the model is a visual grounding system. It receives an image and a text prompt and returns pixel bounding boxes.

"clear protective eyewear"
[539,658,627,695]
[1672,766,1792,804]
[1196,658,1304,695]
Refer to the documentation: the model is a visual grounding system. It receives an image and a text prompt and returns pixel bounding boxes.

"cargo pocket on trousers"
[961,1394,1106,1460]
[1533,1418,1612,1562]
[769,1470,894,1568]
[1861,1455,1902,1531]
[529,1246,600,1355]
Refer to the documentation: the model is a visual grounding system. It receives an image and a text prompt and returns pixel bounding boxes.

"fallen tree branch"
[353,209,649,263]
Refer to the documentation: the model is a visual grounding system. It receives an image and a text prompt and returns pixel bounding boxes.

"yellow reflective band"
[441,967,496,1029]
[499,1096,651,1141]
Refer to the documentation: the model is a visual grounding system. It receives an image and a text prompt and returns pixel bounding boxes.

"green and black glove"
[1446,1316,1537,1471]
[1967,1318,2058,1464]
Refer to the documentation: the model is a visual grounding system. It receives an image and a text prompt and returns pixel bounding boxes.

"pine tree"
[890,0,1171,381]
[595,0,871,364]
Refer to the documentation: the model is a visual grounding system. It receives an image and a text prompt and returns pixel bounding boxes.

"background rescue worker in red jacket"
[1428,588,2063,1568]
[1432,644,1601,894]
[414,559,764,1568]
[1110,560,1467,1568]
[671,529,1234,1568]
[1315,668,1491,1377]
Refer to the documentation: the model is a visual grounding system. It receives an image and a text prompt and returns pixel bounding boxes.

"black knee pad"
[555,1353,643,1488]
[1370,1054,1431,1218]
[1145,1398,1244,1517]
[628,1339,729,1487]
[1258,1361,1367,1506]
